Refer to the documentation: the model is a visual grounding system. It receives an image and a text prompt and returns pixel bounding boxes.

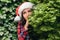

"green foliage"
[29,0,60,40]
[0,0,60,40]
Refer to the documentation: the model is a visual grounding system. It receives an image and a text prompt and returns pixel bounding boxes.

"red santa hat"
[14,2,34,22]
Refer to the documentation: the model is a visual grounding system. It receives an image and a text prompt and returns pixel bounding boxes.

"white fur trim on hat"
[14,16,21,22]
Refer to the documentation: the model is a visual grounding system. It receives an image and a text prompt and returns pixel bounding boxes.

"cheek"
[23,14,27,18]
[28,12,32,16]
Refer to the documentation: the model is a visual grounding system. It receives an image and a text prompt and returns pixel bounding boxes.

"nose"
[26,12,29,17]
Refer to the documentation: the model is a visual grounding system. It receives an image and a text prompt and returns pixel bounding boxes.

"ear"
[14,16,21,22]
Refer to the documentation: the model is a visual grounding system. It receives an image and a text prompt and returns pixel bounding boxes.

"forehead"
[23,8,31,12]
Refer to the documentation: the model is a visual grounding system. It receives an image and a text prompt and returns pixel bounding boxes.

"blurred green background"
[0,0,60,40]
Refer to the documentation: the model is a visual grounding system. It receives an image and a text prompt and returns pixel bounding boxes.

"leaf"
[0,0,11,3]
[0,32,4,36]
[40,26,54,31]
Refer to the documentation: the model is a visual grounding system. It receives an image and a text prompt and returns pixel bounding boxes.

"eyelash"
[23,12,26,14]
[28,10,31,12]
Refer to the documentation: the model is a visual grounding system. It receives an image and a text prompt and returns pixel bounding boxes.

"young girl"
[14,2,34,40]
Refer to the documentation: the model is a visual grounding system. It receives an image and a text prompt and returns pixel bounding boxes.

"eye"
[23,12,26,14]
[28,10,32,12]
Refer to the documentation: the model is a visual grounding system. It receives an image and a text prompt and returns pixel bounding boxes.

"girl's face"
[22,8,32,20]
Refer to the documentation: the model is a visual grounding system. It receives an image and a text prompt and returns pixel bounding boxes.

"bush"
[0,0,60,40]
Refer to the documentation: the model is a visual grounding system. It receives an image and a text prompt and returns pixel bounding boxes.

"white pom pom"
[14,16,21,22]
